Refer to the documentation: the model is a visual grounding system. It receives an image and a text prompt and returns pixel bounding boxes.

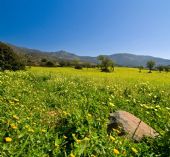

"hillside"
[5,42,170,67]
[109,53,170,67]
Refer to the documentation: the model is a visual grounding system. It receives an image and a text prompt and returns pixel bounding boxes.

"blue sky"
[1,0,170,59]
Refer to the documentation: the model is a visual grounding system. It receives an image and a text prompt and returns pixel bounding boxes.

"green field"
[0,67,170,157]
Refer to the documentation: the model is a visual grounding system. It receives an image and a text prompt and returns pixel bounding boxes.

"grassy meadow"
[0,67,170,157]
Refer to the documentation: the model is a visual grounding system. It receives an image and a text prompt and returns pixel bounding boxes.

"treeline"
[0,42,96,70]
[138,60,170,73]
[0,42,170,72]
[38,58,96,69]
[156,65,170,72]
[37,55,117,72]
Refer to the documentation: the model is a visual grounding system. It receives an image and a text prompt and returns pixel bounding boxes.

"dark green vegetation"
[0,67,170,156]
[146,60,156,73]
[0,42,25,71]
[138,66,144,73]
[97,55,115,72]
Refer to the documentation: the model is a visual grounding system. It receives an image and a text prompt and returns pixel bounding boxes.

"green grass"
[0,67,170,156]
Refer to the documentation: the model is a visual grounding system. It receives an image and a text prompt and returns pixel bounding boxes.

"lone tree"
[72,59,82,69]
[164,66,169,72]
[84,62,91,69]
[138,66,144,73]
[0,42,25,71]
[46,61,55,67]
[110,60,116,72]
[146,60,155,73]
[97,55,114,72]
[157,65,164,73]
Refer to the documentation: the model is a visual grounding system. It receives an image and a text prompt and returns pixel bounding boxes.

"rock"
[108,110,159,141]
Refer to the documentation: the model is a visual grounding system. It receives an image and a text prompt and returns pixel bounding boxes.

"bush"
[45,61,55,67]
[146,60,156,73]
[164,66,169,72]
[0,42,25,71]
[75,64,83,69]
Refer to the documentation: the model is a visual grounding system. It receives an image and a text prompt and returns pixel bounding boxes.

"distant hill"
[5,42,170,67]
[6,43,97,64]
[108,53,170,67]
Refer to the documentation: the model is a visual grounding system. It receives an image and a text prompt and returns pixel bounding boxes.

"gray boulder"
[108,110,159,141]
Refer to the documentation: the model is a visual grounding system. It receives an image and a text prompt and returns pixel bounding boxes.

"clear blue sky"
[1,0,170,59]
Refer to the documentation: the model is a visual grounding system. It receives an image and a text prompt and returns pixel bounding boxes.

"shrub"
[97,55,114,72]
[164,66,169,72]
[45,61,55,67]
[75,64,83,69]
[146,60,156,73]
[0,42,25,71]
[157,65,164,72]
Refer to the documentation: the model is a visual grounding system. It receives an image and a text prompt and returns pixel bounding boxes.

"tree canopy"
[146,60,156,73]
[0,42,25,71]
[97,55,114,72]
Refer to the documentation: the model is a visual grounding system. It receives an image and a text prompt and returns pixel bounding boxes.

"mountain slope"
[6,43,97,64]
[109,53,170,66]
[5,42,170,67]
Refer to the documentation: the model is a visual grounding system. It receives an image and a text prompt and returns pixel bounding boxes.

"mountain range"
[6,42,170,67]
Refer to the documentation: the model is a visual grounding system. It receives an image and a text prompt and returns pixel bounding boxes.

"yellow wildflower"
[113,148,120,155]
[13,115,19,120]
[83,137,90,141]
[69,153,75,157]
[41,129,46,133]
[76,139,81,144]
[109,135,116,141]
[13,98,19,102]
[166,107,170,110]
[55,143,59,147]
[25,125,29,129]
[119,141,122,145]
[28,128,34,133]
[11,124,17,129]
[131,147,138,154]
[87,113,92,117]
[109,102,115,107]
[9,100,14,104]
[72,133,75,137]
[113,128,121,134]
[63,111,68,115]
[5,137,12,142]
[63,135,67,139]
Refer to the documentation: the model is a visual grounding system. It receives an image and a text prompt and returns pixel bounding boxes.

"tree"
[72,59,79,66]
[41,58,47,62]
[0,42,25,71]
[164,66,169,72]
[58,60,66,67]
[72,59,82,69]
[157,65,164,73]
[138,66,144,73]
[146,60,156,73]
[74,64,83,69]
[45,61,55,67]
[110,61,116,72]
[97,55,114,72]
[84,62,91,69]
